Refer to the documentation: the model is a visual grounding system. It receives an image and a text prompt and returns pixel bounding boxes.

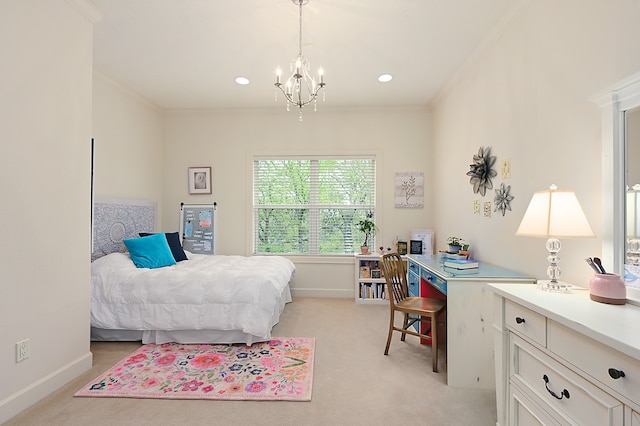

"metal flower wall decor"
[466,146,497,196]
[494,183,514,216]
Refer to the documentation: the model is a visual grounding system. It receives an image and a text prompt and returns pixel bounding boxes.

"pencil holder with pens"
[589,273,626,305]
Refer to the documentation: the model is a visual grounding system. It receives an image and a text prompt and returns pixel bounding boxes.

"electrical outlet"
[16,339,30,363]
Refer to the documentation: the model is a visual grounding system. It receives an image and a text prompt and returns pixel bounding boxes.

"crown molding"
[591,72,640,109]
[94,71,163,113]
[66,0,102,24]
[430,0,531,106]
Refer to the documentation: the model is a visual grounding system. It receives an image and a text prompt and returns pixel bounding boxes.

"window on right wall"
[253,156,376,255]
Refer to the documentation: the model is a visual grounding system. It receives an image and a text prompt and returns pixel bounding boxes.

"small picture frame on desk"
[371,269,382,279]
[410,240,423,255]
[397,241,408,255]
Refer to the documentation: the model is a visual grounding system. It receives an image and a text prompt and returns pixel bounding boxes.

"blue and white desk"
[407,255,535,389]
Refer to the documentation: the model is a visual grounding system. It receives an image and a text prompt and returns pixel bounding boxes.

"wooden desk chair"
[381,253,446,372]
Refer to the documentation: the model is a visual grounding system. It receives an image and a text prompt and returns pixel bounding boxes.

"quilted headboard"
[91,198,157,261]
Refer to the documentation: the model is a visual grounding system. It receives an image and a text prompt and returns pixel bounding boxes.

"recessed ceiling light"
[235,76,250,85]
[378,74,393,83]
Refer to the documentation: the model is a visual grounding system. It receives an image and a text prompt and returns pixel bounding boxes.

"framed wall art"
[397,241,408,255]
[394,171,424,208]
[410,240,423,255]
[188,167,212,194]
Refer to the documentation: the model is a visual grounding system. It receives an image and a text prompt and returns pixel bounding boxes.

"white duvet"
[90,252,295,339]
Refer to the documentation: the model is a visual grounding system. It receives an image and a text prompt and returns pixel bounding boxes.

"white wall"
[0,1,97,422]
[161,107,433,297]
[431,0,640,285]
[92,72,165,224]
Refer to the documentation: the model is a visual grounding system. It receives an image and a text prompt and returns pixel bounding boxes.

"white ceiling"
[91,0,516,110]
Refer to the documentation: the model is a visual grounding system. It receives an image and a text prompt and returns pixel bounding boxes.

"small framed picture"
[397,241,408,255]
[360,266,370,278]
[371,269,382,279]
[189,167,212,194]
[410,240,423,254]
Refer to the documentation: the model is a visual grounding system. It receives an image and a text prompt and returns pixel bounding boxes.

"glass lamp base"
[537,280,572,293]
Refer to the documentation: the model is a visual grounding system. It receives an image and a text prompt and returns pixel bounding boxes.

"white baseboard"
[0,351,93,424]
[290,288,353,299]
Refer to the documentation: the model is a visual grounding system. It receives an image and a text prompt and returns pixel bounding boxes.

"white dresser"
[489,283,640,426]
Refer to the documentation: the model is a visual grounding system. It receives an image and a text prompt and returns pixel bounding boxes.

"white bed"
[90,250,295,345]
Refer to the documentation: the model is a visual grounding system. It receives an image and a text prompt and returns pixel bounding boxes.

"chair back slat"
[381,253,409,305]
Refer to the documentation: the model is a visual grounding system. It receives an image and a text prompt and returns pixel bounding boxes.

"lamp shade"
[516,187,594,238]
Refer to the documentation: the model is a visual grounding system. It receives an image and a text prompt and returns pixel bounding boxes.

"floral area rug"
[75,337,314,401]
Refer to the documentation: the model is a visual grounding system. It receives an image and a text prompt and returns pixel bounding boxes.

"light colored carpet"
[5,298,497,426]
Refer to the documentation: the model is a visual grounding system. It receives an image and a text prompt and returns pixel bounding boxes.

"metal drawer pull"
[515,317,525,324]
[608,368,625,379]
[543,374,570,400]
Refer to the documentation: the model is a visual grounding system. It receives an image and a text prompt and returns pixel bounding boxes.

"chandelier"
[275,0,326,121]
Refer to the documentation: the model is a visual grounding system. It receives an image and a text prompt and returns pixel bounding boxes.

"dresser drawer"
[505,300,546,347]
[510,333,624,425]
[509,378,563,426]
[548,320,640,407]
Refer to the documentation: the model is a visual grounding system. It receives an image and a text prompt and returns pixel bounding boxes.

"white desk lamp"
[516,184,594,292]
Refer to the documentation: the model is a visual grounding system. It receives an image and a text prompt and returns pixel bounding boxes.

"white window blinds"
[253,157,376,254]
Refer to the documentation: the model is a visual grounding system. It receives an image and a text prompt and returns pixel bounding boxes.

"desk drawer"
[408,269,419,297]
[505,299,546,348]
[420,269,447,294]
[548,320,640,407]
[510,334,624,425]
[407,260,420,276]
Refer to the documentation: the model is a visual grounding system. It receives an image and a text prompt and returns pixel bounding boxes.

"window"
[253,157,376,255]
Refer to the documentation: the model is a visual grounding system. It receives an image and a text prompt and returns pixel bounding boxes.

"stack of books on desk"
[443,258,479,269]
[440,251,468,260]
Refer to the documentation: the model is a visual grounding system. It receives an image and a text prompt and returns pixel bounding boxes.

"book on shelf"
[443,258,479,269]
[360,282,387,299]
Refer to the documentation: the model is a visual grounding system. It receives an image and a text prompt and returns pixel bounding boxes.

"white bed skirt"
[90,328,275,346]
[91,283,292,346]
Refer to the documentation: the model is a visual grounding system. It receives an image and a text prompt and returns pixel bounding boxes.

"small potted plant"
[357,212,379,254]
[447,236,464,253]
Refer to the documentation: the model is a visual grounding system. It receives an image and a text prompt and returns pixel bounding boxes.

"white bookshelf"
[354,254,407,304]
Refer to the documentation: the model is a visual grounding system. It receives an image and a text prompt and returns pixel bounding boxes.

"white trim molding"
[593,72,640,304]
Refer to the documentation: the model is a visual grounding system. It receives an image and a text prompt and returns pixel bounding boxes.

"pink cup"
[589,273,626,305]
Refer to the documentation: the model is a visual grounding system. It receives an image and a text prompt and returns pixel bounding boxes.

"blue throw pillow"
[123,233,177,269]
[139,231,188,262]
